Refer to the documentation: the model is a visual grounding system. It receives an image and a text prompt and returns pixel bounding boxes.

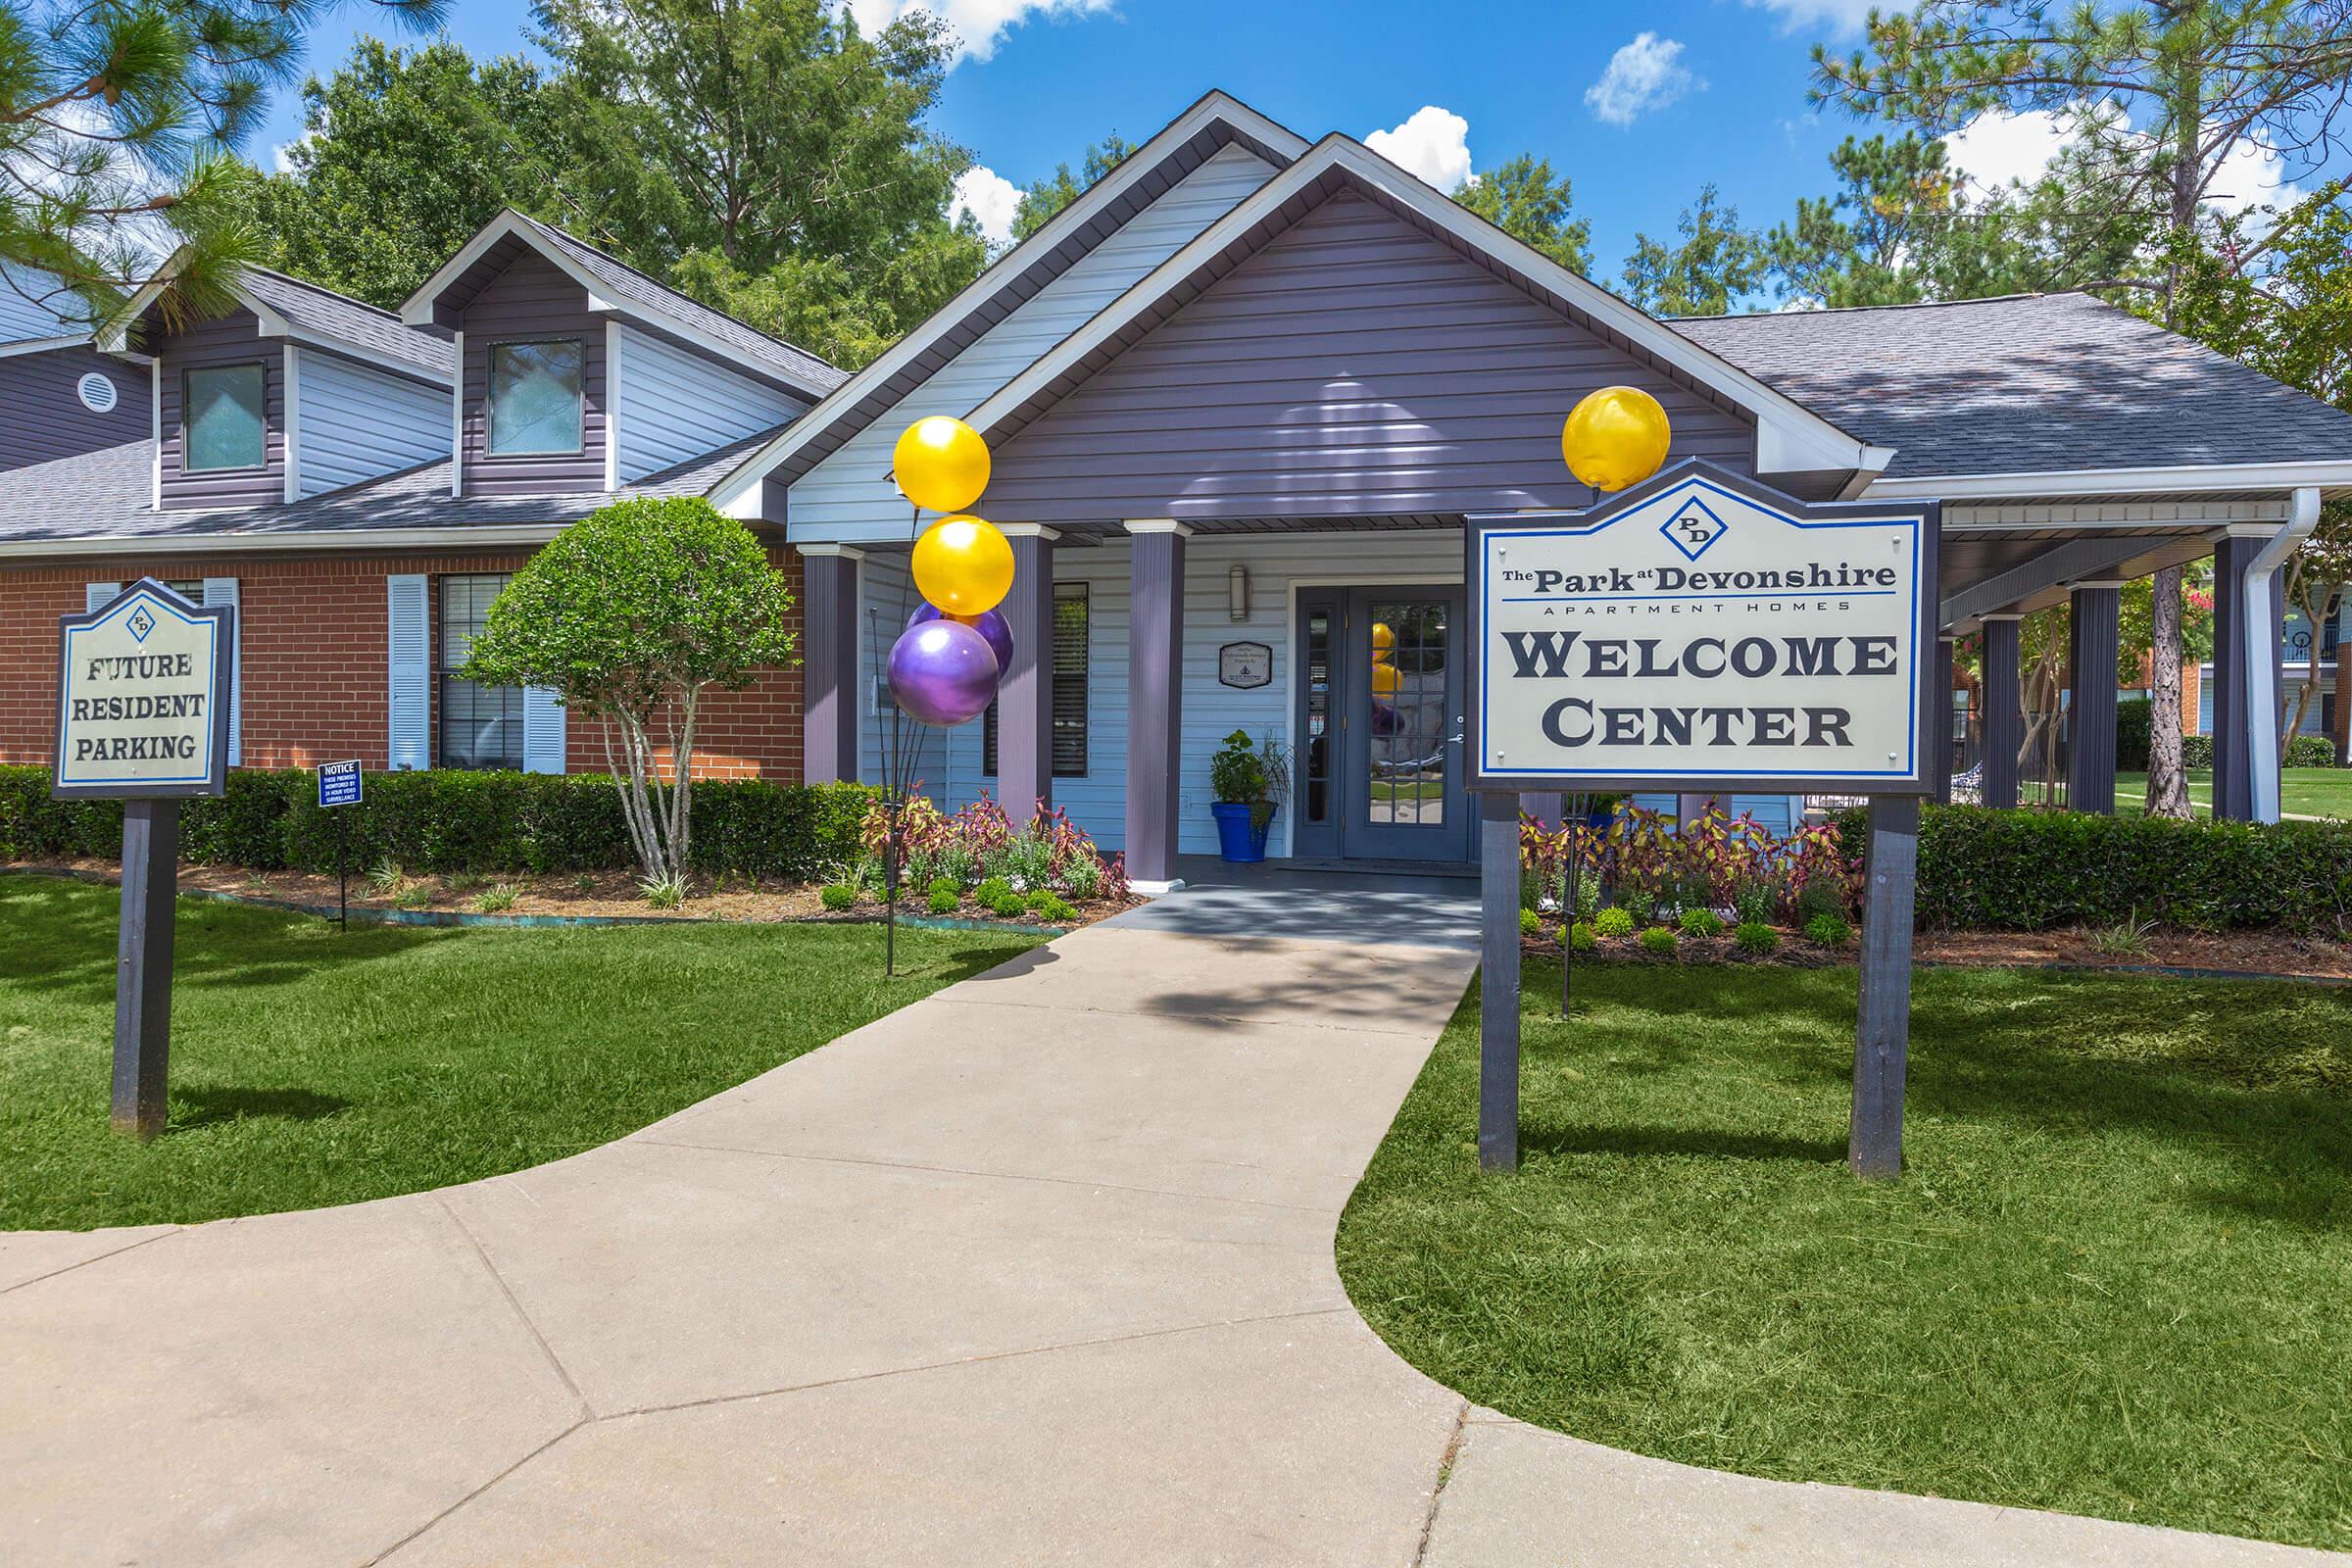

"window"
[162,580,204,604]
[183,364,267,471]
[984,583,1090,778]
[486,340,584,456]
[438,574,524,771]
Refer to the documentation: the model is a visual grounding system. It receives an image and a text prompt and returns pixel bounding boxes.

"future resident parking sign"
[1466,462,1937,795]
[53,579,236,800]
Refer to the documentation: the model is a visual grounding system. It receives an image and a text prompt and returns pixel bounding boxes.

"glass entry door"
[1293,586,1471,864]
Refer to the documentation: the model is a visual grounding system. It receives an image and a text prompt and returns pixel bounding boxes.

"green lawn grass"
[1337,959,2352,1550]
[2101,768,2352,819]
[0,875,1041,1230]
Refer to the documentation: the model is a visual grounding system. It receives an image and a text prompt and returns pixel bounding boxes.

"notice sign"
[318,760,363,808]
[1467,463,1937,794]
[53,579,235,800]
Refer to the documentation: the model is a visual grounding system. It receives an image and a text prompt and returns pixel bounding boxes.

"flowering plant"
[1521,805,1857,923]
[859,794,1127,903]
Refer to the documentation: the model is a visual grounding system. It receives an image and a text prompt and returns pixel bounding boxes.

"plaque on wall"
[1218,641,1272,689]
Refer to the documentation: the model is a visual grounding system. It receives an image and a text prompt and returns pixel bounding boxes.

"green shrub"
[1638,926,1678,956]
[1592,906,1635,940]
[1733,880,1773,926]
[1833,804,2352,932]
[2182,734,2215,769]
[1735,921,1780,955]
[818,883,857,910]
[2115,697,2154,772]
[1030,892,1076,922]
[1804,912,1851,948]
[2286,734,2336,768]
[989,892,1026,917]
[0,766,877,880]
[927,885,960,914]
[1568,920,1596,952]
[1679,908,1724,939]
[1794,877,1849,924]
[1519,906,1541,936]
[974,875,1014,906]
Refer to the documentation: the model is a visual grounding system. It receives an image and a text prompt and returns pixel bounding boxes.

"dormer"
[399,211,844,500]
[106,261,455,512]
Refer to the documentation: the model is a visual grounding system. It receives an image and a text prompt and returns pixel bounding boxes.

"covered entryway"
[1294,584,1472,864]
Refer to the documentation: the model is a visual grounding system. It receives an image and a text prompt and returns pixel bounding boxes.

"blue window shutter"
[85,582,119,612]
[387,574,430,769]
[202,577,242,765]
[522,686,566,774]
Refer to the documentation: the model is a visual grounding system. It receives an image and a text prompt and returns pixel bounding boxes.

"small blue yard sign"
[318,760,363,808]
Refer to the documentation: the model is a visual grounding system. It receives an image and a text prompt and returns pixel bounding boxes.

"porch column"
[1981,615,2024,809]
[2212,530,2268,822]
[1124,520,1189,889]
[1929,635,1957,805]
[997,525,1058,822]
[800,545,862,784]
[2067,581,2122,814]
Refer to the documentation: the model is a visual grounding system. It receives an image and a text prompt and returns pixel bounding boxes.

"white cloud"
[951,164,1023,246]
[1585,33,1698,126]
[270,133,313,174]
[845,0,1113,65]
[1365,106,1473,191]
[1740,0,1879,34]
[1944,104,2299,215]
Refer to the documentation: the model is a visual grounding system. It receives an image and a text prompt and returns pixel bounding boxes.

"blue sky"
[261,0,2300,281]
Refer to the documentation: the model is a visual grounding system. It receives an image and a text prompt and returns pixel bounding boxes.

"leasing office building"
[6,91,2351,882]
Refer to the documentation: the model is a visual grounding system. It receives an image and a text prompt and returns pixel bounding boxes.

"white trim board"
[1869,459,2352,501]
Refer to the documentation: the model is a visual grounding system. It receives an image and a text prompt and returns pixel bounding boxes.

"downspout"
[2245,487,2322,823]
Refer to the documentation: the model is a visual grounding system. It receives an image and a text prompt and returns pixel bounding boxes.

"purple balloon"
[888,619,1000,726]
[907,603,1014,674]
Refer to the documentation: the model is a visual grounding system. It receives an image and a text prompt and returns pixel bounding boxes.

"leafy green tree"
[1009,134,1135,241]
[240,39,566,309]
[1815,0,2352,814]
[1620,184,1765,316]
[531,0,984,356]
[460,497,799,883]
[2,0,443,332]
[1451,154,1592,274]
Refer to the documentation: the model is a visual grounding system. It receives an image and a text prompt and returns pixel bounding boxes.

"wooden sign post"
[1464,462,1938,1181]
[53,580,236,1140]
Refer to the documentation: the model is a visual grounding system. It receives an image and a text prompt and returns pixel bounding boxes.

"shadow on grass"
[1522,1123,1846,1165]
[174,1085,351,1130]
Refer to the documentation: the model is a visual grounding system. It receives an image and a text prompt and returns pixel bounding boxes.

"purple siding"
[0,344,149,470]
[458,250,607,497]
[985,191,1756,524]
[156,307,283,511]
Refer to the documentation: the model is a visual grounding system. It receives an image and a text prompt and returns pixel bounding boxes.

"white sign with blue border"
[318,760,363,808]
[53,579,235,801]
[1465,461,1938,795]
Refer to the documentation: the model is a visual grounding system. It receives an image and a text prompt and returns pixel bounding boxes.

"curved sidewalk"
[2,888,2339,1566]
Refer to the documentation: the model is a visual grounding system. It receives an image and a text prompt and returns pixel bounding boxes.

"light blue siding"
[858,529,1465,858]
[1628,793,1804,833]
[293,348,447,498]
[789,143,1278,542]
[614,324,806,482]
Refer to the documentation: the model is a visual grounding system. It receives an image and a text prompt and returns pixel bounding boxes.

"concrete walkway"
[2,887,2340,1566]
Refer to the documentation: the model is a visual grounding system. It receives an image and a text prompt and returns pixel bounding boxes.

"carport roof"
[1677,292,2352,483]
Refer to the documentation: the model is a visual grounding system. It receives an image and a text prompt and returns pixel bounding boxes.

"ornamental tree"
[460,497,797,884]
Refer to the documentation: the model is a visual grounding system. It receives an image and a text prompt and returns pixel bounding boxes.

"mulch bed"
[4,859,1138,932]
[1525,923,2352,982]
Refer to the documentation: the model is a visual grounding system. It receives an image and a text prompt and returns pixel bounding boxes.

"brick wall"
[2,547,806,780]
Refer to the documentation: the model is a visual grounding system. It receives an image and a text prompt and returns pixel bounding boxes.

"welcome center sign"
[1467,463,1938,794]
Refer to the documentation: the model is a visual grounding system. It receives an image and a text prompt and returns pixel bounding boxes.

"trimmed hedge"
[2118,699,2336,770]
[1836,804,2352,932]
[0,766,877,881]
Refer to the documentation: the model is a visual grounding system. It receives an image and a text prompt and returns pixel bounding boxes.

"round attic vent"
[76,371,118,415]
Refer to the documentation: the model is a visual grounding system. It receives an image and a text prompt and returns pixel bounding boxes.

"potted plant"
[1208,729,1289,862]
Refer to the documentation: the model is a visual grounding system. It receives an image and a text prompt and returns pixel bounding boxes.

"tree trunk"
[2146,565,2191,816]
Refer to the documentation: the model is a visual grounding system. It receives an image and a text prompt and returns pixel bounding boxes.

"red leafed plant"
[1522,804,1858,921]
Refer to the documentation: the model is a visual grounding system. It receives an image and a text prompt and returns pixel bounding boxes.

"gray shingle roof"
[236,268,455,383]
[0,424,789,548]
[1676,291,2352,479]
[514,215,848,396]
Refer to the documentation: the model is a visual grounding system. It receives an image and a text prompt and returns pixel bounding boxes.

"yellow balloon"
[1371,621,1396,656]
[912,515,1014,616]
[1370,661,1400,696]
[1561,385,1672,492]
[894,416,991,514]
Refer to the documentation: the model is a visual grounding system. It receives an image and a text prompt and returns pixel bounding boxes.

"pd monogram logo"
[1659,499,1728,562]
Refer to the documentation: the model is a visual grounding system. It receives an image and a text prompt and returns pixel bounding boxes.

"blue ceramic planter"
[1211,802,1273,862]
